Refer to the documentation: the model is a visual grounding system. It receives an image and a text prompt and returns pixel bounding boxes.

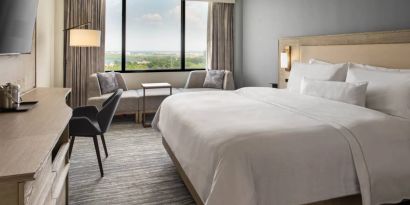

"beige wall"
[0,46,36,92]
[36,0,55,87]
[53,0,65,88]
[37,0,65,88]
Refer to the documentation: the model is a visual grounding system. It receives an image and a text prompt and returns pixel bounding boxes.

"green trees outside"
[105,52,206,71]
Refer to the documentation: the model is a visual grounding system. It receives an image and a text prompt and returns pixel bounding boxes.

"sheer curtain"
[64,0,106,107]
[207,2,234,72]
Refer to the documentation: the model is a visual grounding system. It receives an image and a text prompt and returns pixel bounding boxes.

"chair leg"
[93,136,104,177]
[100,134,109,158]
[69,136,76,159]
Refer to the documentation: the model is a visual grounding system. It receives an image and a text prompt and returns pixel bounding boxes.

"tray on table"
[0,101,38,113]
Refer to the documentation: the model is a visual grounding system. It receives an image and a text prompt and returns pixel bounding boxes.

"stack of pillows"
[287,59,410,119]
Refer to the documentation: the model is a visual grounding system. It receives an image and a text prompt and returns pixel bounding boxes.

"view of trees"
[105,51,206,71]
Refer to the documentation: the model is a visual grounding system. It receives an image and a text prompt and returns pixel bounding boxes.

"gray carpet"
[68,121,195,205]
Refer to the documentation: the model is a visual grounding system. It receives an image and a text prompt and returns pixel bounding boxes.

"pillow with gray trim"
[203,70,225,89]
[97,72,119,94]
[288,62,348,93]
[301,78,368,106]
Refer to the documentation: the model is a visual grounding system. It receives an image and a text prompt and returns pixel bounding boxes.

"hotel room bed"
[153,87,410,205]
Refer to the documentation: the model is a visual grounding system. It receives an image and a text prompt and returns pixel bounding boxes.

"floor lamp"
[63,22,101,87]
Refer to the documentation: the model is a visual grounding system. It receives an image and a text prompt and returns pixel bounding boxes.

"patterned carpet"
[68,120,195,205]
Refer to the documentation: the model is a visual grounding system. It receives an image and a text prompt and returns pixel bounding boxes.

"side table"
[141,83,172,127]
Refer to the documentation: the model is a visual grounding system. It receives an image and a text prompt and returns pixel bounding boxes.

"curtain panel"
[64,0,106,107]
[207,2,234,72]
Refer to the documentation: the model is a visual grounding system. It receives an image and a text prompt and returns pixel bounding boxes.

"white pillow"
[308,58,331,64]
[346,63,410,119]
[287,62,348,93]
[301,78,368,106]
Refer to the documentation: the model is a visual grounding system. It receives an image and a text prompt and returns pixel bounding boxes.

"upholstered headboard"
[278,30,410,88]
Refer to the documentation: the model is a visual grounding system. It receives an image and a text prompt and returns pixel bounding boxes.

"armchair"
[184,70,235,90]
[87,73,140,115]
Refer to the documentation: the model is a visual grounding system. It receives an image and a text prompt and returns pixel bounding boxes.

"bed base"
[162,137,205,205]
[162,137,361,205]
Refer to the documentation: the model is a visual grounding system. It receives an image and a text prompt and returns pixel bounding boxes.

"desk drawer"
[52,143,69,172]
[52,143,69,205]
[52,164,69,200]
[25,171,55,205]
[24,155,53,205]
[33,174,54,205]
[52,178,67,205]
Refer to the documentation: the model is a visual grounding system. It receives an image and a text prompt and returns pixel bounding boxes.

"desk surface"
[0,88,72,181]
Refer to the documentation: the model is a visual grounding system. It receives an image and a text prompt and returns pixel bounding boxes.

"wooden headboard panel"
[278,30,410,88]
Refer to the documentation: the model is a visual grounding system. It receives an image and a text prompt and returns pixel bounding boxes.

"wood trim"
[162,137,204,205]
[278,29,410,88]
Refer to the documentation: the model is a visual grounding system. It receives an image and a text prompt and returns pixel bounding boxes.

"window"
[105,0,122,71]
[185,1,208,69]
[105,0,208,72]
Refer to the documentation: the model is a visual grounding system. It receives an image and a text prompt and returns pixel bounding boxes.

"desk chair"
[69,89,123,177]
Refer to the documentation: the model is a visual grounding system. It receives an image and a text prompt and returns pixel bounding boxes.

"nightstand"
[141,83,172,128]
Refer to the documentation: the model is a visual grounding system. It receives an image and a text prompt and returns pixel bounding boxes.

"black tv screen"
[0,0,39,55]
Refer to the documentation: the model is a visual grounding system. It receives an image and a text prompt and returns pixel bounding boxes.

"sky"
[105,0,208,52]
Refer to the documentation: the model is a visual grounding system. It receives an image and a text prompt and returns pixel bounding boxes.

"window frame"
[106,0,206,73]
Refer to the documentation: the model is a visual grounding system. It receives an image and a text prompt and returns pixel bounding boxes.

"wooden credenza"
[0,88,72,205]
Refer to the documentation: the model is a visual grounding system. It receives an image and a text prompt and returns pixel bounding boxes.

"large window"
[105,0,122,71]
[185,1,208,69]
[105,0,208,72]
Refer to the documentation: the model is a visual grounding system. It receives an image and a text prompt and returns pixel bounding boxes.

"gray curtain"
[65,0,106,107]
[207,2,234,72]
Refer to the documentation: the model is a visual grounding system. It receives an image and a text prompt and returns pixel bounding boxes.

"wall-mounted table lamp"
[280,46,291,71]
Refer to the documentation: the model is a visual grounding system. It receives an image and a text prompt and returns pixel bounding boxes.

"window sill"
[105,68,205,73]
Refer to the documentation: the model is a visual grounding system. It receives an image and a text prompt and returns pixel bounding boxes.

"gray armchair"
[69,89,123,177]
[184,70,235,90]
[87,73,139,115]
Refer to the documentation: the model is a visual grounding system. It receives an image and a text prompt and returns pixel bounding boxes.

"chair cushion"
[184,70,207,88]
[203,70,225,89]
[97,72,119,94]
[88,90,140,114]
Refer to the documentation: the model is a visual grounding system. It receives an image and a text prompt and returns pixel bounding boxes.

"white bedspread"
[153,87,410,205]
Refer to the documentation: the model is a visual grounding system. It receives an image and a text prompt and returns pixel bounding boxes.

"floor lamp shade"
[69,29,101,47]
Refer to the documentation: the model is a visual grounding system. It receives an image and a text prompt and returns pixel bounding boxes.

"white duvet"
[153,87,410,205]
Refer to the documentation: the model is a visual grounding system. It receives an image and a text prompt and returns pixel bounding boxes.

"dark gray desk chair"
[69,89,123,177]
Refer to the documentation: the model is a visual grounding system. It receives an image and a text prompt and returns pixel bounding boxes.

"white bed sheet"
[153,87,410,205]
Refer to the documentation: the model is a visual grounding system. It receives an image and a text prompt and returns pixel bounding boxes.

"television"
[0,0,39,55]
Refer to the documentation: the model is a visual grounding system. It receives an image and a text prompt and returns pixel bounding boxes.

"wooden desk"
[0,88,72,205]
